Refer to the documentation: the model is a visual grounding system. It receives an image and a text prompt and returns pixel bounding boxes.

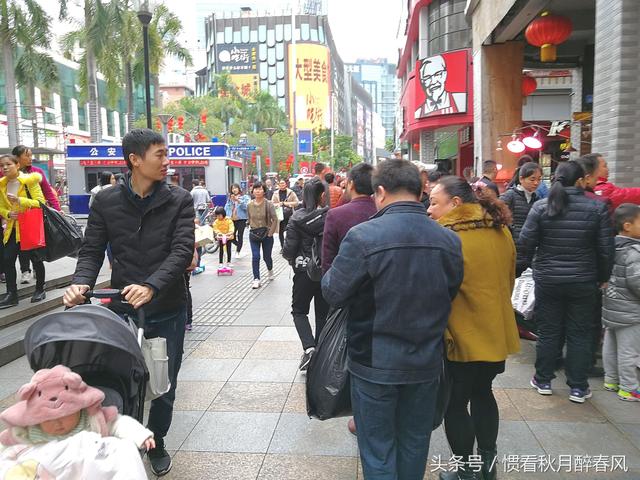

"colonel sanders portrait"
[414,55,466,118]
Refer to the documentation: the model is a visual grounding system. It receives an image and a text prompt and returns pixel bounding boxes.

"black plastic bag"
[306,306,352,420]
[33,204,84,262]
[432,357,452,431]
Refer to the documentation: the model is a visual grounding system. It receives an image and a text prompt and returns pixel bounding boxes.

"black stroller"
[23,290,149,422]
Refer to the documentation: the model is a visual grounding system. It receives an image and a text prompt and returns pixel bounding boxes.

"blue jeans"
[351,375,439,480]
[142,307,187,440]
[249,235,274,280]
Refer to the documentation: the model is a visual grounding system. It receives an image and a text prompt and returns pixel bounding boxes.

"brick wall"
[592,0,640,186]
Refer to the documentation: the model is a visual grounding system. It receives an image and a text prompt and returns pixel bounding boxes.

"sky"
[45,0,405,66]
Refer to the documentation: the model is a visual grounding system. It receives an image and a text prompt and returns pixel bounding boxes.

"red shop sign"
[170,160,209,166]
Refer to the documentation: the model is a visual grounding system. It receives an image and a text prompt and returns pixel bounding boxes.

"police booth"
[66,143,243,214]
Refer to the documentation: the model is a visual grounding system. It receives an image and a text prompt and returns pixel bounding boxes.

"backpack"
[306,233,323,282]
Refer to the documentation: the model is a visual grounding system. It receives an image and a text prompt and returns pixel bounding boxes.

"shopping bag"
[18,207,46,251]
[142,336,171,401]
[274,204,284,221]
[512,268,535,320]
[306,306,352,420]
[194,225,215,247]
[31,203,83,261]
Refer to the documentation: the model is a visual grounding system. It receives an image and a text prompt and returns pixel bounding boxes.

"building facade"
[345,59,399,142]
[397,0,474,174]
[344,74,375,162]
[467,0,639,186]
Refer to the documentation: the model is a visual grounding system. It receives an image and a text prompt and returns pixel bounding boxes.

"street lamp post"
[157,114,173,144]
[263,128,277,175]
[137,1,153,129]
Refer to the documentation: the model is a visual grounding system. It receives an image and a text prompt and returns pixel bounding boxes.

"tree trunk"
[2,38,19,146]
[152,73,161,109]
[85,1,101,141]
[125,61,135,132]
[28,83,38,148]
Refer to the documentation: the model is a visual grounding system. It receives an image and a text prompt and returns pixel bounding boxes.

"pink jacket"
[595,178,640,212]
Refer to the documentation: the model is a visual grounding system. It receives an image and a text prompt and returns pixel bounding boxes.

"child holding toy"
[212,206,235,269]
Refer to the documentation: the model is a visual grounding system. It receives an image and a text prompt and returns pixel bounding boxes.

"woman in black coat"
[282,178,329,372]
[500,162,542,276]
[519,161,614,404]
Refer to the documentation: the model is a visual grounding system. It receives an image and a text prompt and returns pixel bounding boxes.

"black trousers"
[19,250,31,273]
[232,220,247,253]
[444,361,504,462]
[218,240,232,263]
[278,216,290,249]
[185,272,193,327]
[291,270,329,350]
[534,282,598,390]
[3,230,45,294]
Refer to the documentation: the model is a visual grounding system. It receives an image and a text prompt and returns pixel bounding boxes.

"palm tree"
[144,4,192,109]
[213,71,241,99]
[0,0,54,147]
[60,0,121,141]
[247,90,288,132]
[212,97,243,133]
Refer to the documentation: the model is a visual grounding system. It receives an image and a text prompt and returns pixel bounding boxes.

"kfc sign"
[414,50,469,119]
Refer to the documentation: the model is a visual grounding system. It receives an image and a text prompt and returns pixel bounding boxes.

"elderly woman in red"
[0,154,46,308]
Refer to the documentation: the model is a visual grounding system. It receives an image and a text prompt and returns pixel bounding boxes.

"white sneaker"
[226,263,232,268]
[267,269,274,279]
[252,279,261,289]
[21,271,31,284]
[236,251,244,259]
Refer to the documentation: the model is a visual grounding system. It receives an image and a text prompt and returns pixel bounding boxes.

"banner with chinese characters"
[230,74,259,98]
[216,44,258,73]
[288,43,331,132]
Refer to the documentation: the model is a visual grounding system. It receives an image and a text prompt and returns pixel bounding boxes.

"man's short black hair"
[615,203,640,234]
[347,163,374,196]
[372,159,422,198]
[122,128,165,169]
[324,172,335,184]
[427,170,444,183]
[314,162,326,175]
[482,160,497,174]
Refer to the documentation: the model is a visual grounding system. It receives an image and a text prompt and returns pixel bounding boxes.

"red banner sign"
[79,159,209,167]
[170,160,209,166]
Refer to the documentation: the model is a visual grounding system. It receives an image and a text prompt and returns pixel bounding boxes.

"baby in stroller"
[0,365,152,479]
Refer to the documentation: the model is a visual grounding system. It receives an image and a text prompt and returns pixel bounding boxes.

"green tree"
[313,128,362,170]
[385,137,396,153]
[246,90,288,132]
[0,0,55,146]
[111,2,140,129]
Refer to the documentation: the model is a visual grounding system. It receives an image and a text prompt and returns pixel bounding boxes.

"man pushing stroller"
[64,129,195,476]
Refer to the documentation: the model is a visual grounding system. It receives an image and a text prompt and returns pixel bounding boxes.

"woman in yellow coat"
[0,154,46,308]
[428,176,520,480]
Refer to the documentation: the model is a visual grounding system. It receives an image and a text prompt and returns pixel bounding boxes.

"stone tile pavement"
[0,247,638,479]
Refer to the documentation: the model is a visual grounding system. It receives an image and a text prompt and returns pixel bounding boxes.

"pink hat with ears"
[0,365,113,428]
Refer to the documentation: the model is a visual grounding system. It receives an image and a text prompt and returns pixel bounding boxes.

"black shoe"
[0,292,18,309]
[477,448,497,480]
[147,438,172,476]
[30,290,46,303]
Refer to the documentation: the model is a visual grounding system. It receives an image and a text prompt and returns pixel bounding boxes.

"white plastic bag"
[142,336,171,401]
[274,204,284,222]
[194,225,215,247]
[512,268,535,320]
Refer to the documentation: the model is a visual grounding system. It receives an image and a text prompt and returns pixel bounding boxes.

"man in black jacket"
[63,129,195,476]
[322,159,463,480]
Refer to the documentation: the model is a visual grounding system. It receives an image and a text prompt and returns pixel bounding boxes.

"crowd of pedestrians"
[12,125,626,479]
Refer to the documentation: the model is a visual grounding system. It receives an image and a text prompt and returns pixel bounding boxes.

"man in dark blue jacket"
[322,159,463,480]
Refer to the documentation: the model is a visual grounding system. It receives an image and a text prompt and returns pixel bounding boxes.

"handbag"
[195,225,215,247]
[249,200,271,242]
[18,207,46,251]
[33,203,84,262]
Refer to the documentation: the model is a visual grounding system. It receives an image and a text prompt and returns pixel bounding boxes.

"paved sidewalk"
[0,247,638,479]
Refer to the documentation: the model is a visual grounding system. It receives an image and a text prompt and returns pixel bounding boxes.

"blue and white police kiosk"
[66,143,243,214]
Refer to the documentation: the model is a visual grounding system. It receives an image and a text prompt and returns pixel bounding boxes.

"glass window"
[310,28,318,42]
[259,43,267,61]
[233,30,241,43]
[275,23,284,42]
[78,103,87,131]
[301,23,310,41]
[277,79,285,97]
[267,29,275,47]
[278,97,286,110]
[284,23,292,41]
[276,61,285,79]
[261,79,269,91]
[217,31,224,44]
[318,25,325,43]
[241,25,250,43]
[250,29,258,42]
[267,47,276,65]
[269,83,277,97]
[258,24,267,43]
[268,66,276,83]
[275,42,284,61]
[224,26,232,43]
[295,28,301,41]
[259,62,268,80]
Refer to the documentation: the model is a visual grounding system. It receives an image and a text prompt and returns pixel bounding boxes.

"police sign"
[66,143,228,159]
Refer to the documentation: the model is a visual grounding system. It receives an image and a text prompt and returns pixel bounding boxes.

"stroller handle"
[84,289,146,329]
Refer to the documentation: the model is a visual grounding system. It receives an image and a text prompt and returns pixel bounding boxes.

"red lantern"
[184,132,191,142]
[200,112,207,126]
[413,143,420,151]
[177,116,184,130]
[522,75,538,97]
[155,118,161,131]
[251,152,256,166]
[525,12,573,62]
[265,156,271,168]
[167,118,174,132]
